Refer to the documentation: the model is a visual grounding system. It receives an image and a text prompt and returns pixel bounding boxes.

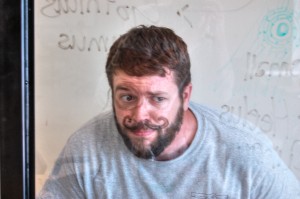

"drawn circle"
[259,8,293,49]
[258,7,300,55]
[274,20,289,37]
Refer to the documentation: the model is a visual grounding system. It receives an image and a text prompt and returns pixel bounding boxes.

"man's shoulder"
[190,102,287,177]
[189,101,274,153]
[78,110,115,132]
[67,110,117,145]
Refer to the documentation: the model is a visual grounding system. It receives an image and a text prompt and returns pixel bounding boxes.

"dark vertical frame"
[0,0,34,198]
[0,0,23,198]
[22,0,35,198]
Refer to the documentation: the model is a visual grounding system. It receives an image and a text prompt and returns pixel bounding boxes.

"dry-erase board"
[35,0,300,194]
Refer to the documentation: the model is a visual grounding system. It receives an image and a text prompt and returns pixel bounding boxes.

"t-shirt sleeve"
[36,135,86,199]
[36,113,113,199]
[249,141,300,199]
[252,170,300,199]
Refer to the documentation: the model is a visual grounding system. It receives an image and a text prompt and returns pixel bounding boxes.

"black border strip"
[1,0,22,198]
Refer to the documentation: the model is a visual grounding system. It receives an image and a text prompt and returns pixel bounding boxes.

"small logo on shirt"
[191,192,229,199]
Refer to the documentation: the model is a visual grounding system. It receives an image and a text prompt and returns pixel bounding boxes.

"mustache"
[123,116,169,132]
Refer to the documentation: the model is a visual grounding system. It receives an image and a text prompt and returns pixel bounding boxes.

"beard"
[114,103,184,160]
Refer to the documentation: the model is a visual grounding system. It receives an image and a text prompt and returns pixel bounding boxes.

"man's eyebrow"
[146,91,169,97]
[115,85,169,95]
[115,85,130,92]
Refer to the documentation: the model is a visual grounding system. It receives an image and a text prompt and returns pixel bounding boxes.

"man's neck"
[155,108,197,161]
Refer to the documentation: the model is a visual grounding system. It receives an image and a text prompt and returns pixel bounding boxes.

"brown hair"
[105,25,191,93]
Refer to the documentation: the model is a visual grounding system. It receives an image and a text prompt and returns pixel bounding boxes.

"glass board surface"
[35,0,300,195]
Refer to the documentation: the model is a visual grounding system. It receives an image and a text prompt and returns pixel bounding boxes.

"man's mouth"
[130,129,156,137]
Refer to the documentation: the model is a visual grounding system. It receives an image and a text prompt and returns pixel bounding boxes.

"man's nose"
[131,98,151,121]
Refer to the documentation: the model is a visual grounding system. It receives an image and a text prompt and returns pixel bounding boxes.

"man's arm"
[37,140,86,199]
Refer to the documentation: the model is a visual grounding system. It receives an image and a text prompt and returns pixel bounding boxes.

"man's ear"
[182,83,192,111]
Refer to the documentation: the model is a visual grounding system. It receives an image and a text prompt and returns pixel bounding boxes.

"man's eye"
[121,95,135,102]
[153,96,166,103]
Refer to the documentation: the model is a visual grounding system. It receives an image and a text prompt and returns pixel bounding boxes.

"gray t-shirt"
[38,102,300,199]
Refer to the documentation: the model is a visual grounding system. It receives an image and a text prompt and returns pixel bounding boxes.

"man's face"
[112,70,186,159]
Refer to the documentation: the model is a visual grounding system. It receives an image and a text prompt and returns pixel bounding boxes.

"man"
[38,25,300,198]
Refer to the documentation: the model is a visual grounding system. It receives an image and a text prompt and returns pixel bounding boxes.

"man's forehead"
[112,70,177,92]
[113,69,175,84]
